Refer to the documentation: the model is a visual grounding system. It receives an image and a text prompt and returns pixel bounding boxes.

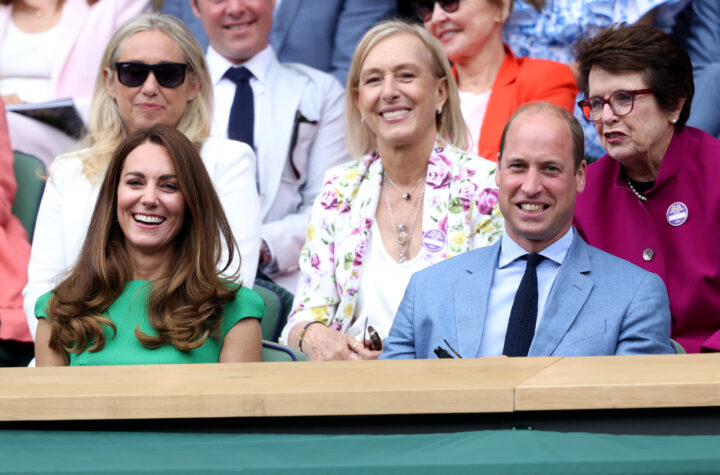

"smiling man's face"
[192,0,275,64]
[496,110,586,253]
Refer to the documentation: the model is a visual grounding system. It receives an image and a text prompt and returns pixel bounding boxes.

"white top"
[23,137,262,338]
[352,221,427,340]
[458,89,491,154]
[0,21,59,102]
[479,227,573,356]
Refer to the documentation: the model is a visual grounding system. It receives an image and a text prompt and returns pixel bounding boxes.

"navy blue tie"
[225,66,254,150]
[503,253,545,357]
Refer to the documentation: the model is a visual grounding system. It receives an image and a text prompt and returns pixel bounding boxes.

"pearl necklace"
[625,177,648,202]
[383,172,424,200]
[383,179,424,263]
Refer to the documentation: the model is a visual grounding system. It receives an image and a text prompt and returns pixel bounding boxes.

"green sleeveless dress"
[35,281,264,365]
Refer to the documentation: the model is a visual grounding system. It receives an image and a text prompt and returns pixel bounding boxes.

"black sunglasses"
[414,0,460,22]
[114,62,189,88]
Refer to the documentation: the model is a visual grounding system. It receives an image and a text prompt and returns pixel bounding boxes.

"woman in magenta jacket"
[573,24,720,353]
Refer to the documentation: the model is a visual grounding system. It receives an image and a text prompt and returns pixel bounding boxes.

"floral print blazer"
[279,139,503,344]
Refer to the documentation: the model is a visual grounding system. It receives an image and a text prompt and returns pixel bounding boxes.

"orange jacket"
[455,46,578,161]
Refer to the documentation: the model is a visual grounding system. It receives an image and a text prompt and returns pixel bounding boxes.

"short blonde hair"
[345,20,468,157]
[81,13,212,182]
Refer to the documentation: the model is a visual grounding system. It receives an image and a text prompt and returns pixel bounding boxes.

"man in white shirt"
[381,102,675,359]
[191,0,350,291]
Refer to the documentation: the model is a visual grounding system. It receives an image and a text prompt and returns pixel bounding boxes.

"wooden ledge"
[515,354,720,411]
[0,357,558,421]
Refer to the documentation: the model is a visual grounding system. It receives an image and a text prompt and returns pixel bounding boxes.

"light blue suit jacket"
[162,0,396,85]
[381,232,675,359]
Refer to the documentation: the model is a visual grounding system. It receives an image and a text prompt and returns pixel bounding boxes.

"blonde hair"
[345,20,468,157]
[81,13,213,183]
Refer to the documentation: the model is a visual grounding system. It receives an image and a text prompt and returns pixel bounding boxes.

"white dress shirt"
[206,44,273,151]
[478,227,574,356]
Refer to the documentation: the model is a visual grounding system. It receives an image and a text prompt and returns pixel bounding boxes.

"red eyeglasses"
[577,89,653,122]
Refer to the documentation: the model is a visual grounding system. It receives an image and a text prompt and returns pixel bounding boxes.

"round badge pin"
[666,202,688,227]
[422,229,446,252]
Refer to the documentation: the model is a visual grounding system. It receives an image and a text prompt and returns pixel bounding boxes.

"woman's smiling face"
[116,141,185,263]
[354,32,447,153]
[424,0,505,65]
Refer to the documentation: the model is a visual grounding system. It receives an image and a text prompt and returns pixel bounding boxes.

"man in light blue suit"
[163,0,397,85]
[381,102,674,359]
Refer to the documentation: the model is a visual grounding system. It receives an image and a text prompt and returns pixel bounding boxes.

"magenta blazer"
[574,126,720,353]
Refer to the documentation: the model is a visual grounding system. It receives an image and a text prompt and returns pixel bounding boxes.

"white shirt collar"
[206,44,274,87]
[498,226,574,268]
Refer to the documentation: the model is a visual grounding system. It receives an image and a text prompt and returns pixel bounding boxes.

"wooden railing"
[1,354,718,422]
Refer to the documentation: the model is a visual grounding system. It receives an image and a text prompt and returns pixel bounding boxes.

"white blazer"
[23,137,261,338]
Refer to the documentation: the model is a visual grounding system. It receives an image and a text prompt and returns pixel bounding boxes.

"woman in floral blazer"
[279,21,504,360]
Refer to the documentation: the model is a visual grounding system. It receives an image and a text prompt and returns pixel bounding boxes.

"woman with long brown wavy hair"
[34,125,263,365]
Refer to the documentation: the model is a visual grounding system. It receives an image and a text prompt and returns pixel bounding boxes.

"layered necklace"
[382,173,425,263]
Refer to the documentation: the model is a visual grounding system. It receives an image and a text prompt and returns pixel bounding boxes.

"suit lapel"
[269,0,300,53]
[529,234,594,356]
[258,58,305,216]
[52,0,89,88]
[334,156,382,326]
[454,243,499,358]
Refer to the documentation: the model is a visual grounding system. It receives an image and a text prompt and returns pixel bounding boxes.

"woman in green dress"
[34,125,263,365]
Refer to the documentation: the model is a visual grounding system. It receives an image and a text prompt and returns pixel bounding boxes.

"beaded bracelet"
[298,321,324,353]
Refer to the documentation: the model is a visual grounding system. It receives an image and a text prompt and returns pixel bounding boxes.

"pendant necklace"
[383,172,424,200]
[383,177,424,263]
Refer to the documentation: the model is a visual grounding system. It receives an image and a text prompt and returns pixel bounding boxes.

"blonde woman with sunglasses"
[23,13,261,344]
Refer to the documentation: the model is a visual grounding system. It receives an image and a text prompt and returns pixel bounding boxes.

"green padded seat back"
[11,152,46,241]
[672,339,686,354]
[261,340,307,361]
[254,278,295,342]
